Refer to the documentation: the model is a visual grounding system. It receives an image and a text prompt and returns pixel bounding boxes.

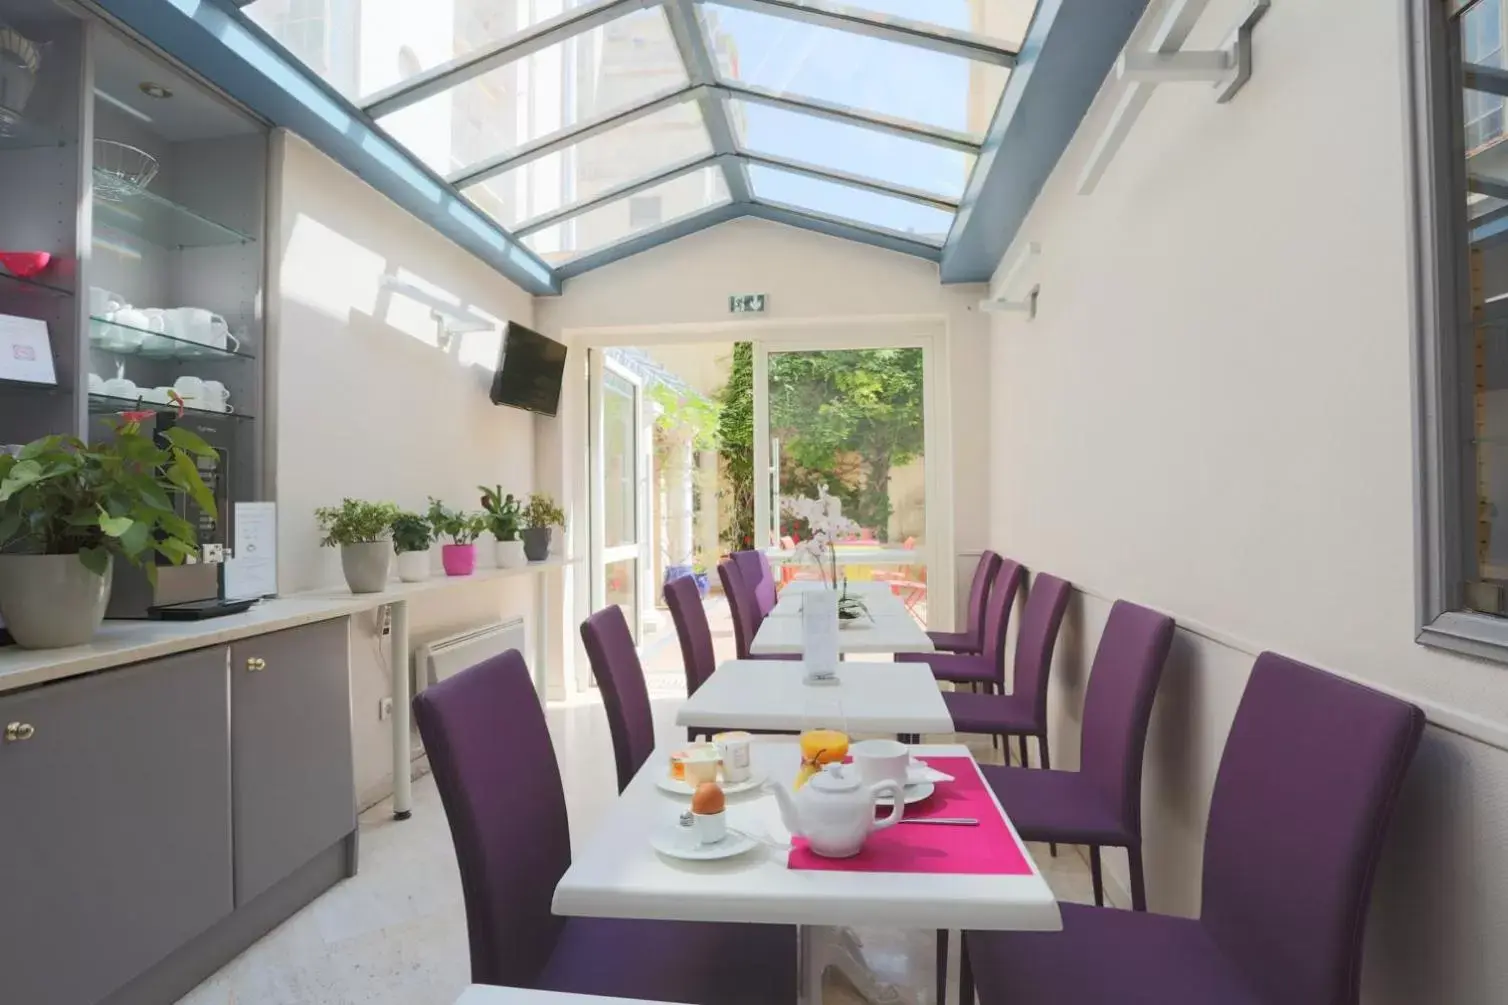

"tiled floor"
[178,664,1099,1005]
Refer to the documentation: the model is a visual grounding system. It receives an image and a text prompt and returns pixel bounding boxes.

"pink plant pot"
[441,543,477,577]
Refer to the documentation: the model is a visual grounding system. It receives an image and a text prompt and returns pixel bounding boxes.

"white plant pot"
[340,541,392,594]
[494,539,527,569]
[395,549,430,583]
[0,553,112,648]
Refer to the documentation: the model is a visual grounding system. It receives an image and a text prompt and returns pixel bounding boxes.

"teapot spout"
[768,777,803,837]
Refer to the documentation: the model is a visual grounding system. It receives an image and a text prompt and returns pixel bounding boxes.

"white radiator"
[415,618,527,692]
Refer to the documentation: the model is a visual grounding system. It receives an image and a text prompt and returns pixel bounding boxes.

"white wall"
[985,0,1508,1000]
[535,217,992,652]
[270,131,539,806]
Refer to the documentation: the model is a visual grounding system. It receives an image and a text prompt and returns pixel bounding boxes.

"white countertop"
[677,660,953,735]
[0,556,579,695]
[553,740,1060,932]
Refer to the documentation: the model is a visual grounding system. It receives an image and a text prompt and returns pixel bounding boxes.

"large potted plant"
[428,497,484,577]
[521,492,564,562]
[316,498,399,594]
[479,485,525,569]
[390,511,432,583]
[0,411,218,648]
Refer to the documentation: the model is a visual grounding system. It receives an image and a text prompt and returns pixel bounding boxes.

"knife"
[898,817,978,826]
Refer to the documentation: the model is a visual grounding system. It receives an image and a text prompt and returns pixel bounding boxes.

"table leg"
[798,925,824,1005]
[390,599,412,821]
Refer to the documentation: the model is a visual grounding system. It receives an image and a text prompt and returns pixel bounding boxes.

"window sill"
[1419,609,1508,665]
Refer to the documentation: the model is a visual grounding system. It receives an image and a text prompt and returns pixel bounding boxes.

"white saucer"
[655,772,765,797]
[650,825,760,862]
[902,781,935,805]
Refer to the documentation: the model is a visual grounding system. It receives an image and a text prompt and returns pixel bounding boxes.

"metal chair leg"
[1090,846,1105,907]
[936,928,948,1005]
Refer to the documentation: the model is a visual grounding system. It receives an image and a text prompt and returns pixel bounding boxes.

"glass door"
[754,344,933,625]
[589,351,651,643]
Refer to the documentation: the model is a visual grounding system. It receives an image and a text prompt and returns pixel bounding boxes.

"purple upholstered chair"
[943,572,1072,769]
[927,550,1003,654]
[962,651,1425,1005]
[414,649,797,1002]
[897,559,1024,692]
[579,605,655,793]
[978,599,1174,910]
[665,575,718,742]
[732,548,777,619]
[718,559,794,662]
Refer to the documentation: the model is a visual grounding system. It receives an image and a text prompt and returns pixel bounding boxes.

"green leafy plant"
[478,485,521,541]
[389,511,432,554]
[521,492,564,530]
[426,497,485,545]
[315,498,399,547]
[0,411,218,580]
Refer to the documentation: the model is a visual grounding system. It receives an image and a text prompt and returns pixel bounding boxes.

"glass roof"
[242,0,1030,276]
[524,166,730,263]
[748,164,952,243]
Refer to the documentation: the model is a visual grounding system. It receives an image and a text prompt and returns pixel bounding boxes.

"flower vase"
[0,553,112,648]
[442,543,477,577]
[340,541,392,594]
[494,539,527,569]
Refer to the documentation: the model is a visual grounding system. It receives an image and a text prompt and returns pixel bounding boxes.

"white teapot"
[770,762,904,858]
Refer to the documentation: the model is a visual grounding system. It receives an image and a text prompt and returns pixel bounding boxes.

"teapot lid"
[807,762,860,794]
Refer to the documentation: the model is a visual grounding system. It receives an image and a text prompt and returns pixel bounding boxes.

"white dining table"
[677,659,954,735]
[766,583,909,618]
[553,740,1060,1005]
[750,602,934,655]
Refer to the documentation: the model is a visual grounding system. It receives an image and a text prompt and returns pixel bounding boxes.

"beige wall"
[986,0,1508,999]
[270,131,540,806]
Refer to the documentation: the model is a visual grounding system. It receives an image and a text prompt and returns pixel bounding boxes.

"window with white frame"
[1409,0,1508,658]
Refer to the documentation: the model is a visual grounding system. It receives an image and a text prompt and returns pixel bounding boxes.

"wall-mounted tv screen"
[491,322,567,417]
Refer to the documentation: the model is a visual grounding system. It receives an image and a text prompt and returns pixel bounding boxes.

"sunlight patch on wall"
[282,213,385,322]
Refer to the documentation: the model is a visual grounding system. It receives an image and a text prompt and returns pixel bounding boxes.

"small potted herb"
[427,497,485,577]
[479,485,525,569]
[316,498,399,594]
[390,511,433,583]
[521,492,564,562]
[0,411,218,648]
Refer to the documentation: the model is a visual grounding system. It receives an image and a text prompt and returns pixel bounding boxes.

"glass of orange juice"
[796,693,848,788]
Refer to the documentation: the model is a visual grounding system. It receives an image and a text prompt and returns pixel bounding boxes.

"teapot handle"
[870,781,905,831]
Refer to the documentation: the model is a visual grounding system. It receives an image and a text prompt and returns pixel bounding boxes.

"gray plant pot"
[340,541,392,594]
[0,553,112,648]
[521,527,552,562]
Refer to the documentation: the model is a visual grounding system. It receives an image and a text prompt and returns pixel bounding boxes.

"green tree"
[716,342,756,551]
[770,348,924,542]
[715,344,925,549]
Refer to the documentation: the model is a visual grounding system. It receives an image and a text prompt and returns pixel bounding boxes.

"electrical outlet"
[378,697,393,721]
[378,605,392,637]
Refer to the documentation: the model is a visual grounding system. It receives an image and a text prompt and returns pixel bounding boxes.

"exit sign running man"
[729,293,767,314]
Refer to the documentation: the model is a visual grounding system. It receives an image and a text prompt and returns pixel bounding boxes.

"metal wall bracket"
[980,242,1041,320]
[1117,0,1268,103]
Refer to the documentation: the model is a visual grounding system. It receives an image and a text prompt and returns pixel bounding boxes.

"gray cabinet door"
[231,618,354,904]
[0,648,234,1005]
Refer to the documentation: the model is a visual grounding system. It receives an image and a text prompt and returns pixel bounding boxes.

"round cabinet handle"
[246,657,267,672]
[5,722,35,742]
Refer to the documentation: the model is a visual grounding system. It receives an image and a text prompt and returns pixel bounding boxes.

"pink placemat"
[787,757,1033,875]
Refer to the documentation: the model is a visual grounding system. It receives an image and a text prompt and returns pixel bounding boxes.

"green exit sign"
[729,293,767,314]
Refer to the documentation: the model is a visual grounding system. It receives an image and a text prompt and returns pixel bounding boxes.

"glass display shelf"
[0,269,71,298]
[88,392,254,422]
[88,316,253,362]
[92,170,257,249]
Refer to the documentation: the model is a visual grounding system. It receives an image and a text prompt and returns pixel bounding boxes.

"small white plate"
[655,772,765,798]
[902,781,935,805]
[650,825,760,862]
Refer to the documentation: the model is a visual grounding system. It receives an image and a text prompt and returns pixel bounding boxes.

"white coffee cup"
[101,377,138,400]
[692,809,727,846]
[713,731,754,783]
[851,738,910,790]
[173,375,206,402]
[87,373,105,394]
[201,380,230,409]
[141,385,171,405]
[88,286,123,317]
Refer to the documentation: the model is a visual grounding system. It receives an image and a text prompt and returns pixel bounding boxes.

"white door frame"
[587,350,651,683]
[754,331,946,618]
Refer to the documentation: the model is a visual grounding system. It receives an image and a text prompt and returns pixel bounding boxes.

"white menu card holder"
[801,588,840,686]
